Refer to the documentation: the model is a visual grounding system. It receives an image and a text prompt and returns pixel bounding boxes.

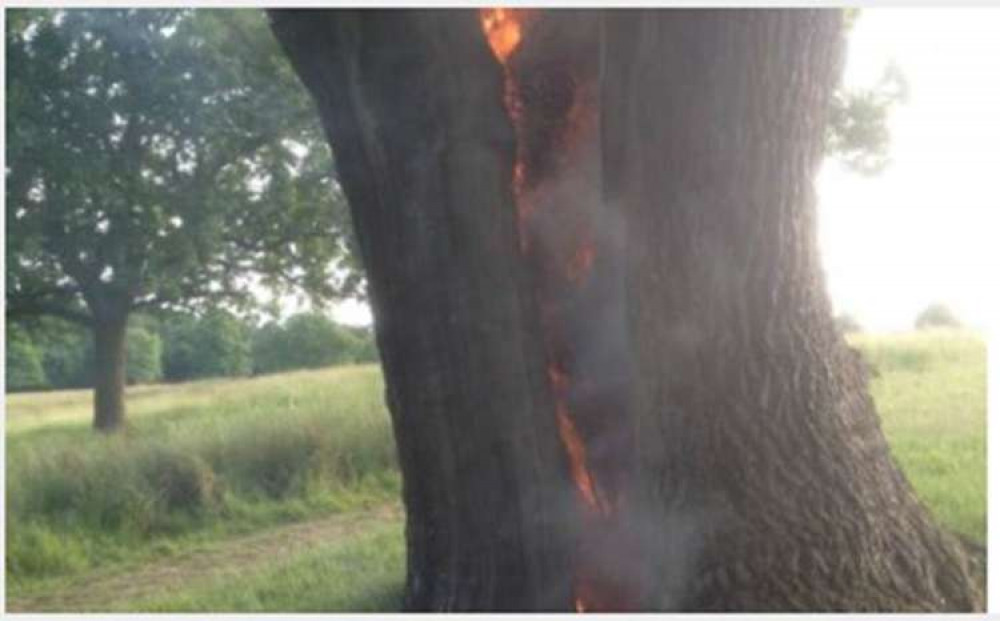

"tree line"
[6,311,378,392]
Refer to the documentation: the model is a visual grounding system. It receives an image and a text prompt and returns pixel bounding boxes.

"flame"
[481,9,535,250]
[480,8,524,63]
[557,400,605,514]
[481,9,624,611]
[548,365,604,512]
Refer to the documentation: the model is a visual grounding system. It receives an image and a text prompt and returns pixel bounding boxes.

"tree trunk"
[270,9,983,611]
[600,10,981,611]
[93,314,128,432]
[270,10,576,610]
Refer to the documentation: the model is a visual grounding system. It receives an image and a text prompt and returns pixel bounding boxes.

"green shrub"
[11,316,163,389]
[5,523,89,579]
[346,326,380,363]
[143,449,221,513]
[915,303,961,330]
[6,327,49,391]
[41,329,89,388]
[125,325,163,385]
[252,313,360,374]
[162,311,252,381]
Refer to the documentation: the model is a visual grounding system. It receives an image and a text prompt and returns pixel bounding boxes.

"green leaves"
[827,61,909,176]
[6,9,354,325]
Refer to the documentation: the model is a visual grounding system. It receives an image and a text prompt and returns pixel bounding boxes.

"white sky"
[329,8,1000,332]
[818,8,1000,332]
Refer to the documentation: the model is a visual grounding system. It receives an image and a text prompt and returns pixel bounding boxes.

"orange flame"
[549,365,608,516]
[482,9,621,611]
[556,401,603,512]
[480,9,524,63]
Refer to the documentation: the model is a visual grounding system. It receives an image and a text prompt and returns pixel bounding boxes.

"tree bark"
[601,10,981,611]
[270,10,576,610]
[92,313,128,432]
[270,8,983,611]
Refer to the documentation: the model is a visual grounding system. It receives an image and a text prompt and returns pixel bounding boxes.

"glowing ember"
[480,8,523,63]
[481,9,628,611]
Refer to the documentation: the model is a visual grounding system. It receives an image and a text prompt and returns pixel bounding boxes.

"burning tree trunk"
[269,9,983,612]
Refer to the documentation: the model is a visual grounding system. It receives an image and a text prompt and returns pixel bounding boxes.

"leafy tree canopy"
[252,312,366,374]
[5,325,48,391]
[161,309,252,381]
[6,8,360,329]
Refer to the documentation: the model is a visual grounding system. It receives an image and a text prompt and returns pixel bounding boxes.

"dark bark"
[601,10,981,611]
[270,10,576,611]
[271,8,983,612]
[92,313,128,432]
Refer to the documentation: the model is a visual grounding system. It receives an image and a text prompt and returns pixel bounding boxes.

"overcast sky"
[818,8,999,332]
[329,8,999,332]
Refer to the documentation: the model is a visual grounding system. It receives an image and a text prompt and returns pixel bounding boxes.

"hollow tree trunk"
[270,9,982,611]
[270,10,576,610]
[92,313,128,432]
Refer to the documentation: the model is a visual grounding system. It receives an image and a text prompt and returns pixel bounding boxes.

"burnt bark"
[92,313,128,432]
[270,10,576,610]
[270,8,983,612]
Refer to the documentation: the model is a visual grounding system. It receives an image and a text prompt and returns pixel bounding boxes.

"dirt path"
[8,503,403,613]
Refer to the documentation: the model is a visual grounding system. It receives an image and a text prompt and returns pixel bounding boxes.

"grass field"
[5,365,400,604]
[4,329,986,611]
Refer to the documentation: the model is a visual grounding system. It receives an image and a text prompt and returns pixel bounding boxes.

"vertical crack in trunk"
[481,9,638,611]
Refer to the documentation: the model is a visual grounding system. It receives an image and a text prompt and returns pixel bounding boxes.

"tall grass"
[129,524,406,612]
[5,331,986,610]
[6,365,398,588]
[850,329,986,541]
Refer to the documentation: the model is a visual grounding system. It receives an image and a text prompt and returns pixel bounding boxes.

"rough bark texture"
[269,10,577,611]
[601,10,982,611]
[92,315,128,432]
[271,8,983,612]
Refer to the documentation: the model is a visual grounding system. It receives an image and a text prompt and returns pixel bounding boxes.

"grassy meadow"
[5,365,400,604]
[4,329,986,611]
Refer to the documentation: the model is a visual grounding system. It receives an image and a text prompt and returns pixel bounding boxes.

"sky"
[817,8,999,332]
[330,8,1000,332]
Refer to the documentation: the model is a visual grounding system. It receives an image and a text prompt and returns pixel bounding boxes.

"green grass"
[4,330,986,611]
[849,328,987,542]
[5,365,399,594]
[127,523,405,612]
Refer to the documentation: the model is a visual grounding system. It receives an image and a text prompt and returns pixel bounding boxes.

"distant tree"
[915,303,961,330]
[15,316,163,389]
[124,324,163,384]
[32,317,90,388]
[345,325,380,363]
[834,312,863,334]
[5,326,49,391]
[161,310,252,381]
[6,9,357,430]
[252,312,358,374]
